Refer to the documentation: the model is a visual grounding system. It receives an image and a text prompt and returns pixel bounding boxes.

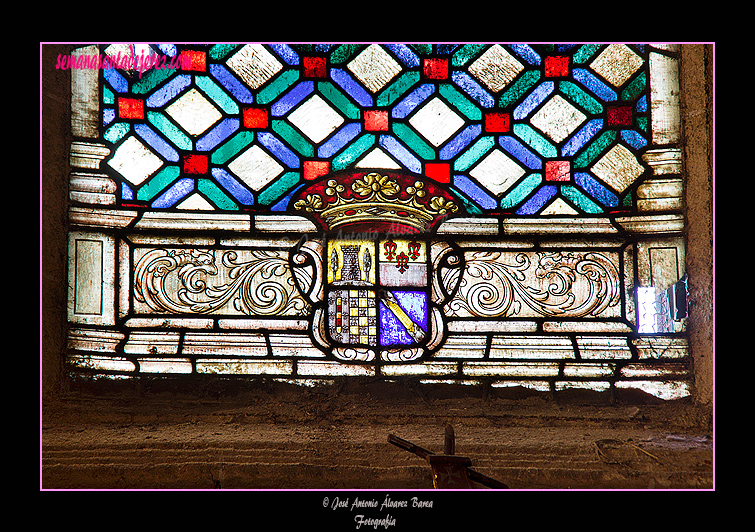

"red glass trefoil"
[118,97,144,120]
[180,50,207,72]
[607,105,633,127]
[303,160,330,180]
[423,58,449,79]
[484,111,510,133]
[544,56,569,77]
[183,154,209,174]
[545,160,571,182]
[303,56,327,78]
[243,107,269,129]
[364,110,389,131]
[425,162,451,184]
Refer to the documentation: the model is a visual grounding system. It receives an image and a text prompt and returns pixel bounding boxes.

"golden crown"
[292,171,459,233]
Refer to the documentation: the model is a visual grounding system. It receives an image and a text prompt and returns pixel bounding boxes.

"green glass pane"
[99,43,653,220]
[561,185,603,213]
[452,44,486,67]
[104,122,130,144]
[209,44,238,60]
[329,44,362,65]
[559,81,603,114]
[572,44,603,64]
[137,166,180,201]
[621,71,646,102]
[195,75,239,114]
[499,71,541,108]
[392,123,434,160]
[454,136,494,172]
[332,134,375,170]
[513,124,557,158]
[256,70,299,105]
[500,173,542,209]
[257,171,300,206]
[293,45,318,54]
[376,71,421,108]
[198,178,238,210]
[211,131,255,165]
[319,81,361,119]
[410,44,432,56]
[147,111,192,151]
[574,130,616,168]
[131,66,175,95]
[450,186,483,215]
[439,83,481,120]
[272,119,313,157]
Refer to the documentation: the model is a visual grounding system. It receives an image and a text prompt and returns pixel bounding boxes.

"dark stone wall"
[42,44,75,401]
[680,44,714,407]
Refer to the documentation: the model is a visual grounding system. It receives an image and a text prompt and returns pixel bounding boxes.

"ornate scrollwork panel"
[445,251,621,319]
[133,248,310,316]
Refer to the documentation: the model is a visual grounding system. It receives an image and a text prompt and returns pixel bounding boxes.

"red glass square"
[425,162,451,183]
[118,97,144,120]
[243,107,269,129]
[484,111,510,133]
[179,50,207,71]
[364,110,389,131]
[545,160,571,182]
[607,105,633,127]
[183,154,208,174]
[423,58,449,80]
[303,160,330,180]
[544,56,569,78]
[303,56,327,78]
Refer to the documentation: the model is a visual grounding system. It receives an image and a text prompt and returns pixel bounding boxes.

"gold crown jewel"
[293,172,459,233]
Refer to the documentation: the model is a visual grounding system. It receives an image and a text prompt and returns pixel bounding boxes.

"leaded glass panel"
[65,43,690,400]
[97,44,652,215]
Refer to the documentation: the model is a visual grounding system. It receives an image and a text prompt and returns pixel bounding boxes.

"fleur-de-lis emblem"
[407,241,421,260]
[384,240,397,261]
[395,251,409,273]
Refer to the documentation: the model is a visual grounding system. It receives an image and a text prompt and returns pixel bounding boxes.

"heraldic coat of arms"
[290,170,464,364]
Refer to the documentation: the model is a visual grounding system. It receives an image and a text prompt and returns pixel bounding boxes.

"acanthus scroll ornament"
[445,251,621,319]
[134,248,310,316]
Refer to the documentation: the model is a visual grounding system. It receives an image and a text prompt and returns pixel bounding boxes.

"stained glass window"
[97,43,652,215]
[66,43,690,400]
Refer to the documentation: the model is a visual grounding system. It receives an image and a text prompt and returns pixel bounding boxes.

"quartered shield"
[326,237,429,352]
[290,170,465,363]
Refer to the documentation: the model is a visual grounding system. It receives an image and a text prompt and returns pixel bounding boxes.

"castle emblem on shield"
[291,170,463,363]
[327,237,428,349]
